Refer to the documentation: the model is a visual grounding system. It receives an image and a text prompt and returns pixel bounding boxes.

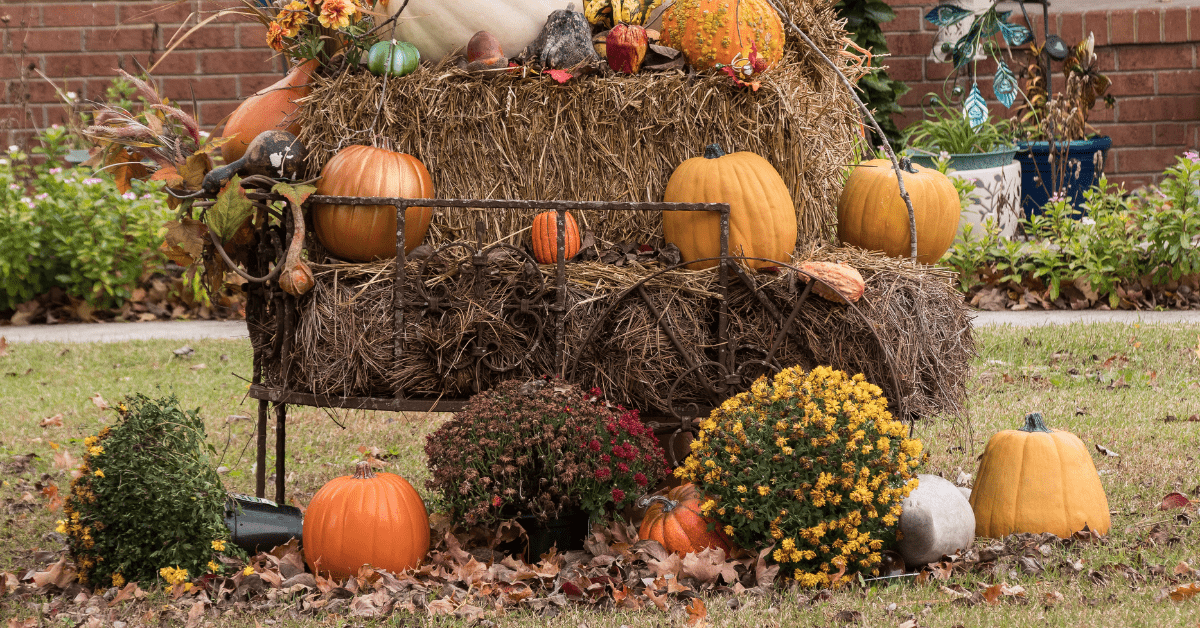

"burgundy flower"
[492,495,501,507]
[634,473,647,486]
[612,487,625,501]
[601,454,611,464]
[587,439,601,452]
[617,462,629,473]
[594,467,612,481]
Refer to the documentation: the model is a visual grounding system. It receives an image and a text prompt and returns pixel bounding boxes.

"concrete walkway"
[1,310,1198,343]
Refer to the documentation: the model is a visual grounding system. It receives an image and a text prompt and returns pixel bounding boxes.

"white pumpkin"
[385,0,574,62]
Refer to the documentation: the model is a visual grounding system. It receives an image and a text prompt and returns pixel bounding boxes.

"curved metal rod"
[207,229,283,284]
[567,255,910,424]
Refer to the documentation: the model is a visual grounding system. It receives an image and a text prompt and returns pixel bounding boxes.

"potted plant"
[424,377,668,560]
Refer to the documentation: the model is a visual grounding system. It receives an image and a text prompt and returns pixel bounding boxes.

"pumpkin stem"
[1019,412,1053,433]
[636,494,680,513]
[703,144,726,159]
[898,156,918,174]
[352,460,376,479]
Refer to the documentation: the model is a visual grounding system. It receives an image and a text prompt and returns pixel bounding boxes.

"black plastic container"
[514,510,590,562]
[223,493,304,554]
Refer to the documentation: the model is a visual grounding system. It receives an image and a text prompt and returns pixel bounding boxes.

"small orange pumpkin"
[221,59,318,164]
[302,462,430,579]
[638,483,732,555]
[531,211,581,264]
[313,145,435,262]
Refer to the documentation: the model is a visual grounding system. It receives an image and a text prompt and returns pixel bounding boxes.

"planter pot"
[947,160,1022,241]
[503,510,590,562]
[1015,136,1112,218]
[907,146,1018,171]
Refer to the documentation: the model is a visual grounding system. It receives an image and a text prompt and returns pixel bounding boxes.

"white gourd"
[385,0,575,62]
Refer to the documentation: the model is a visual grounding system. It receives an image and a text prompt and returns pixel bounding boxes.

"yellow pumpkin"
[836,158,960,265]
[970,412,1111,538]
[662,144,797,270]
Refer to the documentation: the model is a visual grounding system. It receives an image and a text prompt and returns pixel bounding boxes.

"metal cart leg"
[256,399,269,498]
[275,402,287,503]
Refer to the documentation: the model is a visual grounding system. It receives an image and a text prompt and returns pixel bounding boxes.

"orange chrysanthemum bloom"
[265,22,286,51]
[276,1,310,37]
[317,0,356,29]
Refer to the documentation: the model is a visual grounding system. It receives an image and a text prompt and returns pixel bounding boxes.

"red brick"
[1135,9,1162,44]
[884,0,933,6]
[1107,173,1153,190]
[881,7,922,33]
[161,76,237,101]
[1153,123,1187,147]
[200,49,275,74]
[43,4,119,27]
[1,5,42,27]
[1088,105,1117,124]
[1118,44,1195,71]
[84,26,155,52]
[1084,12,1109,46]
[238,73,285,96]
[887,32,935,57]
[896,81,943,107]
[22,28,83,52]
[1118,95,1200,122]
[1057,13,1083,45]
[138,51,201,76]
[883,57,922,82]
[1157,69,1200,95]
[1092,123,1154,147]
[1114,146,1182,173]
[40,53,88,77]
[1095,49,1117,73]
[1105,71,1155,96]
[120,1,197,26]
[237,23,270,50]
[168,24,239,50]
[1107,9,1135,45]
[1163,7,1189,44]
[79,53,133,78]
[198,100,239,127]
[925,61,957,81]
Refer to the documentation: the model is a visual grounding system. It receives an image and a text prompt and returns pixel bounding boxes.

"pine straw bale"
[294,0,863,248]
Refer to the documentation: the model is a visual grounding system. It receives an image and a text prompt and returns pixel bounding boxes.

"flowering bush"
[425,377,667,526]
[61,394,241,588]
[675,366,922,588]
[258,0,383,64]
[0,127,171,311]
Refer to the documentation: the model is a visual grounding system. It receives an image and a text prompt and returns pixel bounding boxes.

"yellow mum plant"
[675,366,923,588]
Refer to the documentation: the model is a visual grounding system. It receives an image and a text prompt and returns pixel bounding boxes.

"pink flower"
[611,487,625,502]
[587,439,601,452]
[1185,150,1199,163]
[594,468,612,481]
[49,167,63,174]
[617,462,629,473]
[122,191,137,200]
[82,177,103,185]
[492,495,501,507]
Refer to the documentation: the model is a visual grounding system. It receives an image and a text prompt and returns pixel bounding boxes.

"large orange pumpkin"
[221,59,318,164]
[660,0,785,73]
[970,412,1111,538]
[638,483,733,555]
[302,462,430,579]
[662,144,797,270]
[313,145,434,262]
[836,158,960,265]
[531,211,581,264]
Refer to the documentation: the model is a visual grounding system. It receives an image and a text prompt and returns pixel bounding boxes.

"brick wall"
[1,1,281,150]
[881,0,1200,190]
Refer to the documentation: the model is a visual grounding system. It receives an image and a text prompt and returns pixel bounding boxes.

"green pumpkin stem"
[352,460,376,479]
[703,144,726,159]
[1019,412,1053,433]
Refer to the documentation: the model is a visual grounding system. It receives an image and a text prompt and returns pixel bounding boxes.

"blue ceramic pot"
[1015,136,1112,218]
[906,146,1018,171]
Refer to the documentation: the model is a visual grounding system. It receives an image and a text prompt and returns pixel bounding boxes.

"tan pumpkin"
[970,412,1111,538]
[313,145,434,262]
[660,0,785,74]
[799,261,865,304]
[531,211,581,264]
[662,144,797,270]
[836,158,960,265]
[221,60,318,164]
[638,483,732,555]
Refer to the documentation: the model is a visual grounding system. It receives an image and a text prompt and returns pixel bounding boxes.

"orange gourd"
[970,413,1111,538]
[221,59,318,164]
[530,211,581,264]
[662,143,797,270]
[638,483,732,555]
[302,462,431,579]
[836,158,960,265]
[313,145,434,262]
[660,0,785,74]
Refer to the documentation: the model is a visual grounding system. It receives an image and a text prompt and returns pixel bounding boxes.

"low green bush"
[0,126,172,311]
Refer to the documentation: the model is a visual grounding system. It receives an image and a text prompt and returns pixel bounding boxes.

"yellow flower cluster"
[159,566,190,586]
[676,366,923,588]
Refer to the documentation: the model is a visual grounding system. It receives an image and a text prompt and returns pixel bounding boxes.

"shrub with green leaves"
[61,394,240,588]
[0,126,172,311]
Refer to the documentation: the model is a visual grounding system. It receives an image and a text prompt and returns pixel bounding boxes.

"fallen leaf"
[30,557,75,588]
[89,393,109,410]
[52,449,78,471]
[685,597,709,627]
[1160,492,1193,510]
[39,414,63,428]
[833,609,862,623]
[1095,444,1118,457]
[190,363,207,371]
[545,69,573,84]
[644,586,669,611]
[1043,590,1064,605]
[982,583,1003,605]
[110,581,144,605]
[1167,582,1200,602]
[185,600,205,628]
[426,597,457,615]
[0,337,7,356]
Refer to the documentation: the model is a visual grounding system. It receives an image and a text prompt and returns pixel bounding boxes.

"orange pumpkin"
[836,158,960,265]
[313,145,434,262]
[531,211,581,264]
[302,462,430,579]
[660,0,785,74]
[221,59,318,164]
[638,483,732,555]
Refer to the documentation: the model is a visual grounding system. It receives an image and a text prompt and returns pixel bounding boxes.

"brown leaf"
[1043,590,1064,605]
[426,597,457,615]
[1160,492,1193,510]
[179,153,212,190]
[1166,582,1200,602]
[681,547,737,586]
[981,583,1003,605]
[110,581,144,606]
[685,597,709,627]
[647,551,683,578]
[39,414,63,428]
[150,166,185,188]
[185,600,205,628]
[753,544,780,587]
[161,218,209,267]
[53,449,78,471]
[644,586,669,611]
[0,336,8,356]
[90,393,109,410]
[611,584,643,610]
[31,557,75,588]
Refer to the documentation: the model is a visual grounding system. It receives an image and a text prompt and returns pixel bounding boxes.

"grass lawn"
[1,321,1198,626]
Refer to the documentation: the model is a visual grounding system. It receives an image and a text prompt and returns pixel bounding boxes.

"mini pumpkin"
[531,211,581,264]
[313,145,434,262]
[638,483,732,555]
[836,158,960,265]
[662,143,797,270]
[367,40,421,77]
[302,462,430,579]
[799,261,865,304]
[969,412,1111,538]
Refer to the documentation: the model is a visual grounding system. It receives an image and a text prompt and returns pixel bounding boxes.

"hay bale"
[294,0,863,248]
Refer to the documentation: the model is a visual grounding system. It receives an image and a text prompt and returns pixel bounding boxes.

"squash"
[660,0,785,74]
[662,143,797,270]
[313,145,434,262]
[367,40,421,77]
[221,59,318,164]
[638,483,732,555]
[969,412,1111,538]
[798,261,865,304]
[531,211,581,264]
[584,0,664,28]
[466,31,504,64]
[606,23,649,73]
[385,0,574,62]
[836,158,960,265]
[303,462,430,579]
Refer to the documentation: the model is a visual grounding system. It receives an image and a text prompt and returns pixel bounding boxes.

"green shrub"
[61,394,239,588]
[0,126,172,311]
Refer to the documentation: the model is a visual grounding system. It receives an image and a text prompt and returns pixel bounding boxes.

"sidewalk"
[2,310,1198,344]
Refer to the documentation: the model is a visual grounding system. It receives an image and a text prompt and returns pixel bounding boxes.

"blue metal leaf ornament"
[993,61,1018,108]
[924,3,972,27]
[999,20,1033,46]
[964,83,988,128]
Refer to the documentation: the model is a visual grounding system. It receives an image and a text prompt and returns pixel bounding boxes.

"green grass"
[2,322,1199,626]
